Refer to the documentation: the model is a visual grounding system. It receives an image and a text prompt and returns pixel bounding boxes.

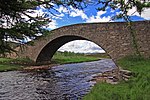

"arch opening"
[36,35,110,63]
[57,40,105,54]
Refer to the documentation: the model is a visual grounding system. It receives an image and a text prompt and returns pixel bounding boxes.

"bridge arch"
[37,35,86,62]
[36,35,108,63]
[16,21,150,63]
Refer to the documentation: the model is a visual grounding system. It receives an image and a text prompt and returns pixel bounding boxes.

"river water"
[0,59,117,100]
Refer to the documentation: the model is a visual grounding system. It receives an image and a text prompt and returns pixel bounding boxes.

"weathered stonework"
[15,21,150,63]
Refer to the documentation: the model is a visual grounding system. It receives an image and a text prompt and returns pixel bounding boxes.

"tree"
[0,0,89,55]
[0,0,47,55]
[0,0,149,55]
[96,0,150,21]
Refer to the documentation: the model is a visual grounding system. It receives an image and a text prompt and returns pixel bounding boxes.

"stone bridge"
[17,21,150,63]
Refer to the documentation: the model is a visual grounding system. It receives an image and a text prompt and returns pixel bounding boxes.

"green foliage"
[0,0,88,55]
[97,0,150,21]
[83,56,150,100]
[0,0,51,54]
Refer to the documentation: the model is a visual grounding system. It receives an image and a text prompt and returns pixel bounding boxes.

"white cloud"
[52,6,89,20]
[86,16,111,22]
[52,13,65,19]
[127,7,140,16]
[58,40,105,53]
[127,7,150,20]
[51,6,69,19]
[141,8,150,20]
[70,6,88,20]
[43,20,57,29]
[86,11,111,22]
[128,0,150,20]
[57,6,68,13]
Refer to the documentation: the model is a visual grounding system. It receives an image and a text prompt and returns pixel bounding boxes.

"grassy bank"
[83,56,150,100]
[51,51,107,64]
[0,52,108,71]
[0,58,32,72]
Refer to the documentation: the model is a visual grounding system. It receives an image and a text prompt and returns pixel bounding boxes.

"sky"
[36,2,150,53]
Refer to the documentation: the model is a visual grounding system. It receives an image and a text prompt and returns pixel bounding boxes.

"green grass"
[0,64,22,72]
[0,52,107,71]
[83,56,150,100]
[0,57,32,72]
[0,58,21,72]
[52,51,104,64]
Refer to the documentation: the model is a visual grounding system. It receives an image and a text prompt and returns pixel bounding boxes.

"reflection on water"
[0,59,117,100]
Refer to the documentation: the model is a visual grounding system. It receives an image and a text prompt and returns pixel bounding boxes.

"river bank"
[2,53,148,100]
[0,52,108,72]
[83,56,150,100]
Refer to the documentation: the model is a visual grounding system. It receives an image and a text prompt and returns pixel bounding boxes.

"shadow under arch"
[36,35,110,64]
[36,35,86,63]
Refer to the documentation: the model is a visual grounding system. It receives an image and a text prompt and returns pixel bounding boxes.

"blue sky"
[39,4,149,30]
[35,4,150,53]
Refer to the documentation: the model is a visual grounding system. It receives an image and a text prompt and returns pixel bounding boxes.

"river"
[0,59,117,100]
